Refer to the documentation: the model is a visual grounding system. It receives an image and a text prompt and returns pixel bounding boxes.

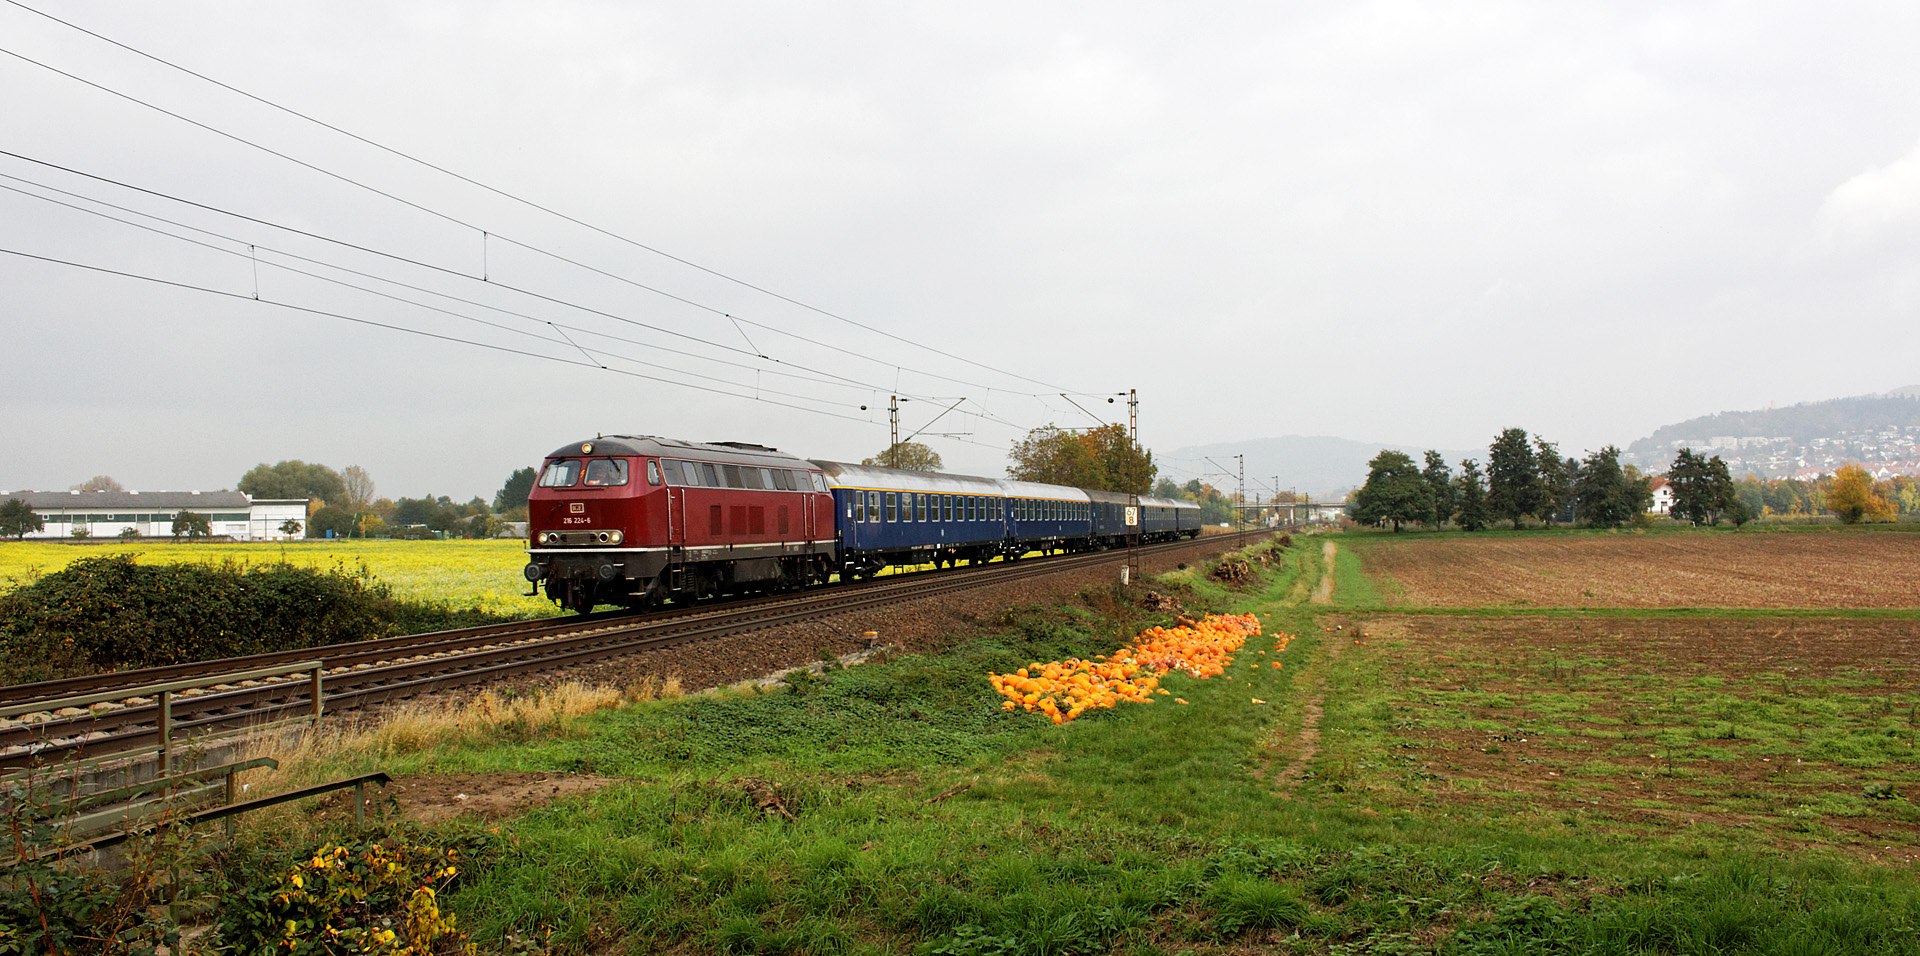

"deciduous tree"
[1454,459,1492,531]
[341,465,376,510]
[238,461,346,506]
[171,510,210,540]
[1666,449,1736,526]
[862,442,944,471]
[1421,451,1454,527]
[72,475,124,492]
[1007,423,1154,493]
[1573,446,1637,528]
[1826,464,1895,524]
[1534,437,1571,524]
[0,499,42,539]
[1351,450,1430,532]
[1487,428,1540,528]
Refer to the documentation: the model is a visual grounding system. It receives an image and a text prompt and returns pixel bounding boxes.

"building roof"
[1,490,254,509]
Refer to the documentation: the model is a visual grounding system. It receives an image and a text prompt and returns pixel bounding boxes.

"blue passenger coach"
[813,460,1200,581]
[813,461,1015,578]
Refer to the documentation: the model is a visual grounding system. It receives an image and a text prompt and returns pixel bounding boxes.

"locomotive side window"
[742,468,764,490]
[773,470,792,491]
[813,473,829,493]
[538,459,582,488]
[723,465,744,488]
[647,460,662,485]
[701,463,720,486]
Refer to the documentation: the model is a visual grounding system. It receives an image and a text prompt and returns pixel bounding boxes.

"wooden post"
[157,689,172,775]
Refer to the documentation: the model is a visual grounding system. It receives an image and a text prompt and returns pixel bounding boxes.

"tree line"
[1352,428,1914,531]
[1352,428,1660,531]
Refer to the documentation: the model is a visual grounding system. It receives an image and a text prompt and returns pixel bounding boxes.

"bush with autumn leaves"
[989,613,1291,723]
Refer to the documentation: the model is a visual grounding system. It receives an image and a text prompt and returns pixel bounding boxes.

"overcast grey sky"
[4,1,1917,501]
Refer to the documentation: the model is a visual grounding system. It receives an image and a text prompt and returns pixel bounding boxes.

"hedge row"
[0,555,504,684]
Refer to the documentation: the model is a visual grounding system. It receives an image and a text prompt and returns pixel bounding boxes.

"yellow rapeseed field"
[0,539,556,618]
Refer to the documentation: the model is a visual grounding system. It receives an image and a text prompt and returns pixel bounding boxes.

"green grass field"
[206,529,1920,954]
[0,538,556,618]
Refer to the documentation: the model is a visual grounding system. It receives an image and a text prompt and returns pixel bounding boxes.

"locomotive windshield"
[538,459,582,487]
[583,459,629,487]
[538,458,629,488]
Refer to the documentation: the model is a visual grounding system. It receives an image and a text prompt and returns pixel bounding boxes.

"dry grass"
[233,678,680,801]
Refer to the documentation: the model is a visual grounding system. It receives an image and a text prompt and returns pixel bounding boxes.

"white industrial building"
[0,490,312,541]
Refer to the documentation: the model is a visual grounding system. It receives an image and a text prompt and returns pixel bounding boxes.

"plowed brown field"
[1356,532,1920,608]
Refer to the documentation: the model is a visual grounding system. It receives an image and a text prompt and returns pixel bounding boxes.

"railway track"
[0,536,1233,770]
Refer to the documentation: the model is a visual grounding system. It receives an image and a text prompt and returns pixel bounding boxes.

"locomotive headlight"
[608,530,624,545]
[596,531,610,543]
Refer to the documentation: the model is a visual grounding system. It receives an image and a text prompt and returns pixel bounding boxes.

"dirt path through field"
[1310,540,1338,605]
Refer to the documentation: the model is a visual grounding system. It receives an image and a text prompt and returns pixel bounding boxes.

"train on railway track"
[521,436,1202,612]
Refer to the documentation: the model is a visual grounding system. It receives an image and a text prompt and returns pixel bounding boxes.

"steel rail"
[1,536,1233,769]
[0,543,1085,707]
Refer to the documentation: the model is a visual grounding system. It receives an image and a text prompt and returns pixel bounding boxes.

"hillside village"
[1622,390,1920,480]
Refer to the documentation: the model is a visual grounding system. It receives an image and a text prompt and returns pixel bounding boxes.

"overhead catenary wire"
[0,147,1033,436]
[0,183,893,414]
[0,22,1072,401]
[0,170,891,400]
[0,173,1032,448]
[0,245,880,424]
[2,0,1075,395]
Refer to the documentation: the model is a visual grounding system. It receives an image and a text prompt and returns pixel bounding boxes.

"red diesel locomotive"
[522,436,836,612]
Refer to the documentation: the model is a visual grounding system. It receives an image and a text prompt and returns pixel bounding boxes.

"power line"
[0,6,1075,394]
[0,245,879,423]
[0,149,999,411]
[0,170,880,400]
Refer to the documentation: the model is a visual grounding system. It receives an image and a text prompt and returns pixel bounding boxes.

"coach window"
[915,494,927,522]
[886,493,898,522]
[851,494,864,522]
[868,491,880,521]
[538,459,581,487]
[646,460,662,486]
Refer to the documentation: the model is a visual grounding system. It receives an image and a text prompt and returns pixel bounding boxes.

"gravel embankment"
[571,537,1242,694]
